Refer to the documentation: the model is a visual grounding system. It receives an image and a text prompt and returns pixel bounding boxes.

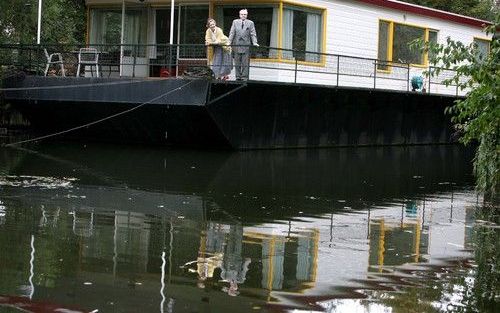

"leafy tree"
[0,0,86,44]
[418,14,499,197]
[402,0,498,21]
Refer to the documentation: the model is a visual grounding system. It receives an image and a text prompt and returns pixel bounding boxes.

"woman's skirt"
[212,46,233,78]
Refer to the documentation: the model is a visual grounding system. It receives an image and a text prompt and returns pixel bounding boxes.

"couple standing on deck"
[205,9,259,80]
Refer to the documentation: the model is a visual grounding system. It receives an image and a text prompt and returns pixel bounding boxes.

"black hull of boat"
[3,76,459,149]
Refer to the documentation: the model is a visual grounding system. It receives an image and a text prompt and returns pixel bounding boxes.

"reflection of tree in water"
[470,205,499,312]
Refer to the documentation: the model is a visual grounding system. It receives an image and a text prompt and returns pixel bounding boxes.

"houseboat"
[1,0,492,149]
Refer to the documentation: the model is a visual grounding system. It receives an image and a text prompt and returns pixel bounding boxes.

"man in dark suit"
[228,9,258,80]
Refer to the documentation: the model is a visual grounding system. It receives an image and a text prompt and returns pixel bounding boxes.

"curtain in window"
[215,6,224,30]
[124,9,147,57]
[147,8,157,59]
[124,11,140,56]
[305,13,320,62]
[89,10,103,45]
[269,7,279,58]
[282,9,294,59]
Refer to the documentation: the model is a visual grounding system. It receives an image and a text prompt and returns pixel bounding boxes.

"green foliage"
[0,0,86,44]
[418,14,499,197]
[402,0,498,21]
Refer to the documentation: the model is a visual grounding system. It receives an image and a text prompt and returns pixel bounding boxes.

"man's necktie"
[241,20,244,29]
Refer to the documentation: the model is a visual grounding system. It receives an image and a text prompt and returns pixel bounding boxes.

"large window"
[155,9,178,45]
[428,29,438,61]
[393,23,425,64]
[123,8,148,57]
[89,9,122,49]
[282,6,322,62]
[214,2,324,63]
[377,20,436,69]
[473,38,490,62]
[89,7,148,56]
[179,6,209,45]
[215,5,278,58]
[377,20,391,70]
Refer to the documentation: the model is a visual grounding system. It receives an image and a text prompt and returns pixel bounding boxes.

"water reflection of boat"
[0,144,479,311]
[1,143,475,215]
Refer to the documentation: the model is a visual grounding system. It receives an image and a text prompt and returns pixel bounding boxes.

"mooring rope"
[2,80,195,147]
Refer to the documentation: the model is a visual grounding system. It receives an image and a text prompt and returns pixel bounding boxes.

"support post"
[336,55,340,86]
[36,0,42,45]
[407,63,410,92]
[294,58,298,83]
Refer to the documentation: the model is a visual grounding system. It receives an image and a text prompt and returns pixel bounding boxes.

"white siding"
[246,0,490,95]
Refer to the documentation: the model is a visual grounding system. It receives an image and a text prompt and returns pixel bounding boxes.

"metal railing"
[0,43,463,96]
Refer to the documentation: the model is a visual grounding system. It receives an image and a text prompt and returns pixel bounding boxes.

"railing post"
[407,63,410,92]
[132,45,137,78]
[169,44,173,73]
[428,66,432,92]
[29,47,33,74]
[373,60,377,89]
[37,45,41,76]
[294,58,298,83]
[336,55,340,86]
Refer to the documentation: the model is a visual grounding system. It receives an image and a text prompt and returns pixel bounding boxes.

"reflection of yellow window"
[473,37,490,62]
[377,19,438,70]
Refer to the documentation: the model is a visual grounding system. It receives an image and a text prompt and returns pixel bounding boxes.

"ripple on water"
[0,175,77,189]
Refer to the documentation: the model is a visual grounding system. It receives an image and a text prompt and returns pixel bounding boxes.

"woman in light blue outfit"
[205,18,233,80]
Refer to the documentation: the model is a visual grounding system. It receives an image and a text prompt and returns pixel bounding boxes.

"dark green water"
[0,141,498,313]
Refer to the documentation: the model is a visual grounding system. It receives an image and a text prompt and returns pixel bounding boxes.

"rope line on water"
[3,80,196,147]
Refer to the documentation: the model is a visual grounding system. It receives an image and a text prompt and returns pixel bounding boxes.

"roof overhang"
[356,0,492,28]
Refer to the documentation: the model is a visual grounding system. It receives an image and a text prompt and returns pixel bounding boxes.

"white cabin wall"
[251,0,491,93]
[327,0,489,59]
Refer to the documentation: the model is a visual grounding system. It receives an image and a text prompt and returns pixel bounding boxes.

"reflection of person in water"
[220,224,251,296]
[196,254,223,288]
[189,222,227,288]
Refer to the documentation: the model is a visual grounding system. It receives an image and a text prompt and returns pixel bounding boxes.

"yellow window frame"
[377,19,436,72]
[210,0,327,67]
[473,36,491,53]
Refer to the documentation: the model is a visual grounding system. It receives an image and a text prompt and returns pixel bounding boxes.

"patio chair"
[44,48,65,77]
[77,47,99,77]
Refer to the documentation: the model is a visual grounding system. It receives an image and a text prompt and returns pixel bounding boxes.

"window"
[377,20,390,70]
[155,9,178,45]
[282,6,322,62]
[179,6,209,45]
[213,2,324,63]
[89,9,122,50]
[428,30,438,61]
[90,7,149,56]
[473,38,490,62]
[123,9,148,57]
[392,23,425,64]
[214,5,278,58]
[377,20,437,70]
